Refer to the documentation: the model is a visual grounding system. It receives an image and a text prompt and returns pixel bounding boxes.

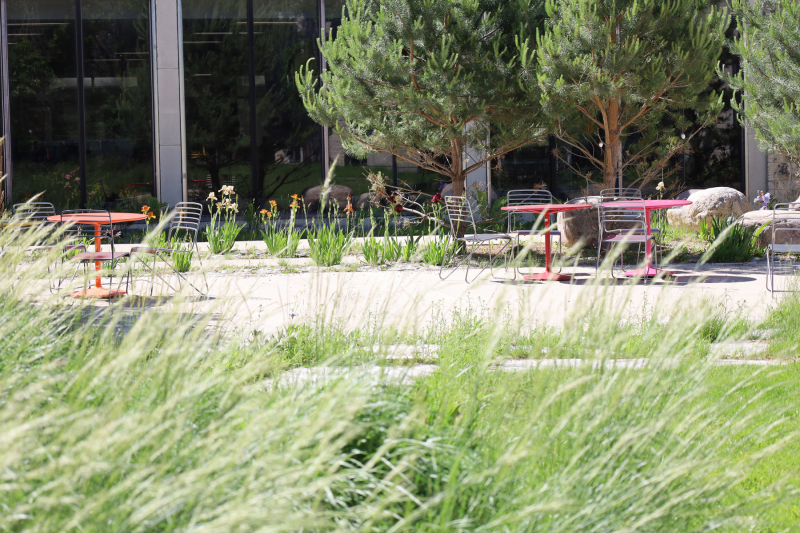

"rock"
[302,184,353,210]
[356,192,380,210]
[556,196,601,247]
[675,188,703,200]
[666,187,751,230]
[740,209,800,248]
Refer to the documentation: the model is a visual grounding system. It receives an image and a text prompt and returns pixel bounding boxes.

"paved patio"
[90,239,792,336]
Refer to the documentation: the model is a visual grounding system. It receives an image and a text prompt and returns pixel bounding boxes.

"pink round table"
[600,199,692,278]
[502,203,593,281]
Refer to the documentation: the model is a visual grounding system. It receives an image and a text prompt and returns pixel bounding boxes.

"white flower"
[656,181,665,192]
[220,185,234,196]
[207,192,217,201]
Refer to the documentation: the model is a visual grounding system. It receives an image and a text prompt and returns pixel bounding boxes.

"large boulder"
[302,184,353,210]
[356,192,380,210]
[666,187,751,230]
[556,196,602,247]
[741,209,800,248]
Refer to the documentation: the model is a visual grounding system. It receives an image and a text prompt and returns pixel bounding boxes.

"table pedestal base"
[70,286,127,298]
[624,266,672,278]
[523,272,572,282]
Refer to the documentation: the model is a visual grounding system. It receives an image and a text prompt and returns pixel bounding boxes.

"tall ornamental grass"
[1,205,797,531]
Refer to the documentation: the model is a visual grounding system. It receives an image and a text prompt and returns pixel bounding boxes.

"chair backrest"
[60,209,116,251]
[506,189,554,206]
[444,196,477,238]
[506,189,555,230]
[600,188,642,201]
[771,203,800,246]
[166,202,203,243]
[598,198,647,236]
[9,202,56,240]
[13,202,56,222]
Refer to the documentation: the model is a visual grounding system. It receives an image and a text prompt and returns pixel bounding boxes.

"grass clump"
[2,209,799,531]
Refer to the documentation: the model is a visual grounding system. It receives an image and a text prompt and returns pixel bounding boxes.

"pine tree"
[527,0,728,190]
[296,0,548,199]
[726,0,800,169]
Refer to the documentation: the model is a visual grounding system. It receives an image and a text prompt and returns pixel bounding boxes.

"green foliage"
[261,202,302,258]
[205,211,241,255]
[400,234,421,262]
[169,237,194,273]
[308,222,353,266]
[205,187,243,254]
[422,236,457,265]
[726,0,800,168]
[3,222,800,530]
[361,232,383,265]
[699,216,767,262]
[263,227,301,258]
[528,0,728,188]
[297,0,548,196]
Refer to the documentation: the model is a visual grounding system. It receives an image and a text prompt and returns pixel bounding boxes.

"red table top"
[502,203,594,214]
[47,213,147,225]
[601,199,692,210]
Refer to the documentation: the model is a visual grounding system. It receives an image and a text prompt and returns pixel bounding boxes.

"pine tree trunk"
[604,98,622,191]
[450,139,467,238]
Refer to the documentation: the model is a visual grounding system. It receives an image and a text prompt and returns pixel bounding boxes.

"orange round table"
[48,212,146,298]
[501,203,593,281]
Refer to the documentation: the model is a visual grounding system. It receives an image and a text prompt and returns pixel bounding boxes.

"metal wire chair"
[599,188,642,200]
[766,203,800,296]
[599,188,661,241]
[440,195,514,283]
[596,198,660,279]
[58,210,130,294]
[129,202,208,295]
[10,202,57,251]
[506,189,562,275]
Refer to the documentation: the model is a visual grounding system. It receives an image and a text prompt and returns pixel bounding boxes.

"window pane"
[8,0,80,207]
[182,0,251,202]
[82,0,154,207]
[253,0,322,202]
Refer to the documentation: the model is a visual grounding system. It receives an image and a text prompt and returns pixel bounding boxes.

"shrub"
[699,216,768,262]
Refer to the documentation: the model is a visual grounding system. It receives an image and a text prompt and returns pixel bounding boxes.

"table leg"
[94,225,102,288]
[624,207,670,278]
[70,223,126,298]
[523,228,572,281]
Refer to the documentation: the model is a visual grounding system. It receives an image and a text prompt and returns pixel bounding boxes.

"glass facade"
[182,0,251,201]
[183,0,323,205]
[253,0,322,200]
[7,0,153,208]
[0,0,747,209]
[8,0,80,205]
[82,0,154,206]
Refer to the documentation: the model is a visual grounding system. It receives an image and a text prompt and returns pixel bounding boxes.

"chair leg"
[766,247,773,295]
[595,241,602,276]
[471,239,512,284]
[553,234,563,274]
[439,240,469,281]
[194,241,210,296]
